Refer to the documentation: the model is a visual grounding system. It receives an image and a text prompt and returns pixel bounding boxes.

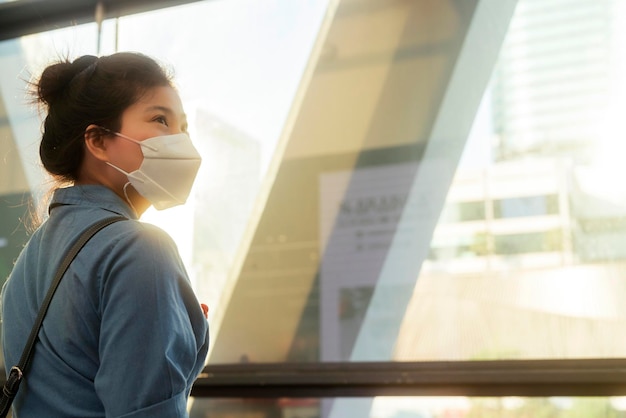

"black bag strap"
[0,216,127,417]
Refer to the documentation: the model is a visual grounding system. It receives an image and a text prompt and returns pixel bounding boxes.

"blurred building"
[396,156,626,362]
[491,0,616,162]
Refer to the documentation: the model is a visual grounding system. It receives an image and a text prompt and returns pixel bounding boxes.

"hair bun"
[37,55,99,106]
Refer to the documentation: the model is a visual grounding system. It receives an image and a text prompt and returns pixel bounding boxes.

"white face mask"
[104,130,202,210]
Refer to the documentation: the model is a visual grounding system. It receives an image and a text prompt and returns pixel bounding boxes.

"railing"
[191,359,626,398]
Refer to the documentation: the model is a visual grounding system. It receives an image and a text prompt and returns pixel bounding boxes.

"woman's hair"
[34,52,173,183]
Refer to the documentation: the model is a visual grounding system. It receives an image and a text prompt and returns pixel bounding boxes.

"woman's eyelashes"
[153,115,168,126]
[152,115,189,134]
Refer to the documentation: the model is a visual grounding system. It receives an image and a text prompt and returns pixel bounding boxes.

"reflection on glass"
[400,0,626,362]
[207,0,514,365]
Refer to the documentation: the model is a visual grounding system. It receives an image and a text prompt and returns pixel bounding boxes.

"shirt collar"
[49,185,138,220]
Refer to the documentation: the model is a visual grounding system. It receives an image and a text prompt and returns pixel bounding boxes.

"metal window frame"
[192,359,626,398]
[0,0,207,42]
[1,358,625,399]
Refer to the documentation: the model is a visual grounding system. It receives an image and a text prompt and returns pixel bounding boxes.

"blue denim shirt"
[2,185,209,417]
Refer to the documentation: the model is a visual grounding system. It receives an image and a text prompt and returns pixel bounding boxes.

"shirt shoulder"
[95,219,185,276]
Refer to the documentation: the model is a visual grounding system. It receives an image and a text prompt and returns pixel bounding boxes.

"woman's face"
[107,85,188,174]
[98,85,189,214]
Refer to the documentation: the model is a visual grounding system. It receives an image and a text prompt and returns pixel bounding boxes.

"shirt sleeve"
[94,222,209,417]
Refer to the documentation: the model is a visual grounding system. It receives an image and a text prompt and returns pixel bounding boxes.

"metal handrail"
[0,358,624,398]
[191,358,626,398]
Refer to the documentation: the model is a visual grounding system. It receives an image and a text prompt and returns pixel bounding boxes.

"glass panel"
[409,0,626,362]
[3,0,626,369]
[188,397,626,418]
[204,0,507,364]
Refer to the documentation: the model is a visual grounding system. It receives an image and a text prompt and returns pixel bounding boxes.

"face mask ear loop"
[123,182,139,215]
[98,126,159,152]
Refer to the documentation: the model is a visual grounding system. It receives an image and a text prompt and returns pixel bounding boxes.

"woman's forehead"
[133,86,185,115]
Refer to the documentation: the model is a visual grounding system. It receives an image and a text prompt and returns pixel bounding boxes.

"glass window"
[3,0,626,414]
[440,201,486,223]
[494,195,560,219]
[429,233,488,260]
[494,230,563,255]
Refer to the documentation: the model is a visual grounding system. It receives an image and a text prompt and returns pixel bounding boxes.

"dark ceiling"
[0,0,206,42]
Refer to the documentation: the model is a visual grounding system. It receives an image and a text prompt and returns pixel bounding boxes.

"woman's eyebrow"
[145,105,187,120]
[144,105,174,114]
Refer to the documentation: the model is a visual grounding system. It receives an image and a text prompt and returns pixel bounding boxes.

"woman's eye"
[154,116,168,126]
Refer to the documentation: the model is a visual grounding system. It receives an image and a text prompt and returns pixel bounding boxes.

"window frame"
[0,0,206,42]
[192,359,626,398]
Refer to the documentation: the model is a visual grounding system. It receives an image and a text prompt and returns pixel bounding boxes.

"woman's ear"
[84,124,109,162]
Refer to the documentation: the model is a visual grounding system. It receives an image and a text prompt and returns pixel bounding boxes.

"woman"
[1,52,209,417]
